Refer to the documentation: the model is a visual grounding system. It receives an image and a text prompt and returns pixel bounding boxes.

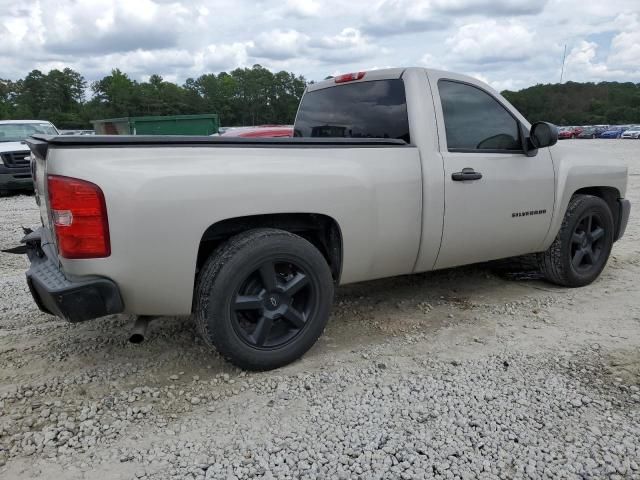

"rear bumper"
[24,228,124,322]
[614,199,631,242]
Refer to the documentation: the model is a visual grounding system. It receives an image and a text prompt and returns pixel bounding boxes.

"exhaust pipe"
[129,316,154,344]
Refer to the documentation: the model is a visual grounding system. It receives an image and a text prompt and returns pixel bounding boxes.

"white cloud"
[198,43,252,72]
[42,0,192,54]
[241,27,382,65]
[363,0,442,35]
[564,41,632,81]
[556,13,640,83]
[0,0,638,89]
[446,20,536,64]
[0,3,44,55]
[419,53,448,71]
[249,29,310,60]
[607,14,640,71]
[432,0,548,15]
[310,28,381,63]
[468,72,522,92]
[283,0,320,17]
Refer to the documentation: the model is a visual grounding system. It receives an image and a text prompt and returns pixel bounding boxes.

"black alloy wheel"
[231,259,316,349]
[194,228,334,370]
[570,212,606,274]
[539,194,614,287]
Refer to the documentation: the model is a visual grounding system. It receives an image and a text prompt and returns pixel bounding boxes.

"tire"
[193,228,334,370]
[538,195,614,287]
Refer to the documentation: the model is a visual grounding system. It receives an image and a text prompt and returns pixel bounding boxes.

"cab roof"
[305,67,490,93]
[306,68,407,92]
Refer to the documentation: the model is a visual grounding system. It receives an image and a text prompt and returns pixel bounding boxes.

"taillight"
[334,72,366,83]
[47,175,110,259]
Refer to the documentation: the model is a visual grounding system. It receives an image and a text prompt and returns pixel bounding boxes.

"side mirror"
[530,121,558,149]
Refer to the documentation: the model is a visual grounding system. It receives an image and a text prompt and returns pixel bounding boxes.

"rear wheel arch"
[196,213,343,284]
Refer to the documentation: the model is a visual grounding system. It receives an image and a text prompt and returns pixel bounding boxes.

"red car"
[558,126,583,139]
[220,125,293,138]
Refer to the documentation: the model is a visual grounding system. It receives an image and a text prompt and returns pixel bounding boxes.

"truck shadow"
[7,260,559,395]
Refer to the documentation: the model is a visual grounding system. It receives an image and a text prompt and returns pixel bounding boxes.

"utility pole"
[560,44,567,83]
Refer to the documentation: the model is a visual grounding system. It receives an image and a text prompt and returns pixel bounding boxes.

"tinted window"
[438,80,521,151]
[294,79,410,142]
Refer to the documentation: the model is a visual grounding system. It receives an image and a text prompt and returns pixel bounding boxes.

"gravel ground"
[0,140,639,479]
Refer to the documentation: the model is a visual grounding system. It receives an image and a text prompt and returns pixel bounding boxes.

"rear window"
[294,79,410,143]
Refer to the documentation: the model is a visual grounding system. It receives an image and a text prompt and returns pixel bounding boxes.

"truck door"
[430,77,556,269]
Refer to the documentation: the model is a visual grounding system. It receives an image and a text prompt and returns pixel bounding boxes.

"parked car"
[0,120,58,195]
[621,126,640,139]
[558,127,574,139]
[600,127,625,139]
[576,127,599,139]
[558,126,583,139]
[17,67,630,371]
[220,125,293,138]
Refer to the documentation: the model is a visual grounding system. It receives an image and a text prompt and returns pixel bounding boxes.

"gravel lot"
[1,140,639,480]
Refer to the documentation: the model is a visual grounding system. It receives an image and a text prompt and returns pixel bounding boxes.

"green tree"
[90,69,137,117]
[0,79,18,118]
[503,81,640,125]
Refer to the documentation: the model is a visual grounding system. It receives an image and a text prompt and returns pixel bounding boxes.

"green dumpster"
[91,114,219,136]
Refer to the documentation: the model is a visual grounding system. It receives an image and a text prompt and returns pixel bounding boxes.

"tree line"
[502,81,640,126]
[0,65,306,129]
[1,66,639,129]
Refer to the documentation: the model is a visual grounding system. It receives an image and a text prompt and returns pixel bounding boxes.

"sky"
[1,0,640,92]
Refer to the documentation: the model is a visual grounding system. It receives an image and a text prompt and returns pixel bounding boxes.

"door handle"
[452,168,482,181]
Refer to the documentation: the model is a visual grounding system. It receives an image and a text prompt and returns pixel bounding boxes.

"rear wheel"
[194,228,334,370]
[539,195,614,287]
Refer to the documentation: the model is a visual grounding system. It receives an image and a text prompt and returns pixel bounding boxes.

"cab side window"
[438,80,522,152]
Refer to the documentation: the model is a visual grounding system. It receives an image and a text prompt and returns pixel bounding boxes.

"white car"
[621,126,640,139]
[16,67,631,370]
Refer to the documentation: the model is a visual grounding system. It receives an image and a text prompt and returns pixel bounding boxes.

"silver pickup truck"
[20,67,630,370]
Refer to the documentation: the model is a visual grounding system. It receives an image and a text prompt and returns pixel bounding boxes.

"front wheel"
[193,228,334,370]
[538,195,614,287]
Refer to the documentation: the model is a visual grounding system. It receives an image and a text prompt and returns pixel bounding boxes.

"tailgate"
[25,137,53,238]
[33,155,50,229]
